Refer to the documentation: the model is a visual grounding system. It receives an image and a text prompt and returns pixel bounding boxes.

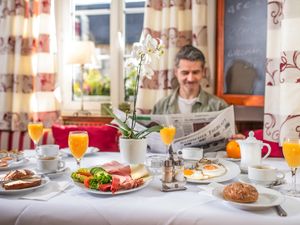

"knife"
[275,205,287,217]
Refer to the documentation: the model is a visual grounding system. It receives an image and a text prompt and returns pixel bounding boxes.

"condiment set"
[161,147,187,192]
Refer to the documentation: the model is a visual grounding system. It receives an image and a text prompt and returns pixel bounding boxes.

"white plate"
[185,159,241,184]
[0,176,50,195]
[0,158,30,171]
[73,177,153,195]
[60,147,99,157]
[212,185,285,210]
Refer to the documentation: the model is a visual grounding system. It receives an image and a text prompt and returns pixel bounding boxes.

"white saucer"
[37,167,70,179]
[238,174,285,188]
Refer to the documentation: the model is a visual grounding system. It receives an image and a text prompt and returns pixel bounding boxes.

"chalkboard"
[223,0,267,95]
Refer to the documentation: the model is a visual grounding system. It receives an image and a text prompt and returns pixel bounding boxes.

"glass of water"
[146,155,165,177]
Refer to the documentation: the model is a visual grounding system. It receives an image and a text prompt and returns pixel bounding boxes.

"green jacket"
[152,88,228,114]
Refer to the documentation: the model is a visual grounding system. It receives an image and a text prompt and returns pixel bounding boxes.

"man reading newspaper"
[149,45,244,152]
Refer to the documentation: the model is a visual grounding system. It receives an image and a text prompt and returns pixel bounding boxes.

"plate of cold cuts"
[71,161,153,195]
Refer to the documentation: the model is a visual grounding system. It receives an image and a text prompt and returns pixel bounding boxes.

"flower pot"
[119,138,147,164]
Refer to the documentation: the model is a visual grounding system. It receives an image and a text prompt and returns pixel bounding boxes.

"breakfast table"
[0,150,300,225]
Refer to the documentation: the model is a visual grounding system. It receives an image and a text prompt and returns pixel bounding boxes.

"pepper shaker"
[162,159,173,183]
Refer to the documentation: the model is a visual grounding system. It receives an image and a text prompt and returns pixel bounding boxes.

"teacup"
[37,156,65,173]
[248,165,285,186]
[37,144,60,158]
[180,147,203,160]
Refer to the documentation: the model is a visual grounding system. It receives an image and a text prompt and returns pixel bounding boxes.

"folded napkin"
[20,181,70,201]
[198,182,225,195]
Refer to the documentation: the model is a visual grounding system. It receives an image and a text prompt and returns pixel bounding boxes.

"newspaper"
[113,106,236,153]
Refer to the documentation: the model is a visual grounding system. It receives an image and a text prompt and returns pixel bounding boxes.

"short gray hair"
[174,45,205,68]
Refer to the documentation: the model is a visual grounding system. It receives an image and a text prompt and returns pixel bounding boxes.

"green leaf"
[103,106,131,132]
[136,125,162,139]
[106,124,131,137]
[103,106,162,139]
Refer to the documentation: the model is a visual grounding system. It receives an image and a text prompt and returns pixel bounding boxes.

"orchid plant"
[105,34,164,139]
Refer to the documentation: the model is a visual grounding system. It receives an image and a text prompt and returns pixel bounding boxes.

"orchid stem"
[130,54,144,137]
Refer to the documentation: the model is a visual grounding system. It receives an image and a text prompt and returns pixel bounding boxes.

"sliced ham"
[98,183,111,192]
[100,161,147,194]
[119,178,144,190]
[101,161,131,176]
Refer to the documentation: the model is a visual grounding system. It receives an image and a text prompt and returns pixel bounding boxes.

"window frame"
[55,0,145,115]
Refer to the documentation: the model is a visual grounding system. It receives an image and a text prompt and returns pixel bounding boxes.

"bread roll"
[223,182,258,203]
[3,178,42,190]
[3,169,35,181]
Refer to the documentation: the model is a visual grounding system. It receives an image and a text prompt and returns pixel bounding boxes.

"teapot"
[236,131,271,171]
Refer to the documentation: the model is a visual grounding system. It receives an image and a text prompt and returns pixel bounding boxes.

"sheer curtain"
[137,0,210,113]
[264,0,300,144]
[0,0,59,131]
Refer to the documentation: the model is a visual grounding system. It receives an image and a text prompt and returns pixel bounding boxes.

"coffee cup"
[37,144,59,158]
[248,165,285,186]
[180,147,203,160]
[37,157,65,173]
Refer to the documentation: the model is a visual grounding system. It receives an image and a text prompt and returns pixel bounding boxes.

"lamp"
[66,41,95,116]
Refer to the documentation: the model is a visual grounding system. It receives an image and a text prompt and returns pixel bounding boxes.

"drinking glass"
[282,137,300,197]
[160,126,176,157]
[146,154,165,177]
[68,131,89,168]
[27,122,44,151]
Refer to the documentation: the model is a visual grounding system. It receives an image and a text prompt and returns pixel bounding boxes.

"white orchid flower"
[142,53,152,65]
[125,58,138,71]
[141,64,154,79]
[132,43,146,60]
[143,34,158,55]
[126,35,162,82]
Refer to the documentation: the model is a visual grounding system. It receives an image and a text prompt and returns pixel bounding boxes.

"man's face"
[175,59,204,96]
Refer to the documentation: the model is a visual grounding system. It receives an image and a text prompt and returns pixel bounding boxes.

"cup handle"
[262,143,271,159]
[276,171,285,180]
[58,160,66,170]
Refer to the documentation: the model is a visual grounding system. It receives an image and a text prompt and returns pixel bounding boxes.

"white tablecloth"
[1,151,300,225]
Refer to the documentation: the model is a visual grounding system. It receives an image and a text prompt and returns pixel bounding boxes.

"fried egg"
[201,164,226,177]
[183,169,209,180]
[184,163,226,180]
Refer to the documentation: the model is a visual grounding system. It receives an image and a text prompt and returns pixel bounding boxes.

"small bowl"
[181,147,203,161]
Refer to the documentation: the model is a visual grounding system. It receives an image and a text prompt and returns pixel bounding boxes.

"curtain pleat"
[264,0,300,144]
[0,0,59,131]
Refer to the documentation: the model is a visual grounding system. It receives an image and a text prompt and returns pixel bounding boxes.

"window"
[57,0,145,114]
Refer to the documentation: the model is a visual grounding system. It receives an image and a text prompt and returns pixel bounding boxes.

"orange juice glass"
[160,126,176,145]
[160,126,176,156]
[68,131,89,168]
[28,122,43,149]
[283,138,300,197]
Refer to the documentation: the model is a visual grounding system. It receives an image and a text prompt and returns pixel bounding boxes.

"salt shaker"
[162,159,173,183]
[174,159,185,182]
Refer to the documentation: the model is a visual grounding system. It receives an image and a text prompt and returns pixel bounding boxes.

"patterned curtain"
[264,0,300,144]
[137,0,209,114]
[0,0,59,131]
